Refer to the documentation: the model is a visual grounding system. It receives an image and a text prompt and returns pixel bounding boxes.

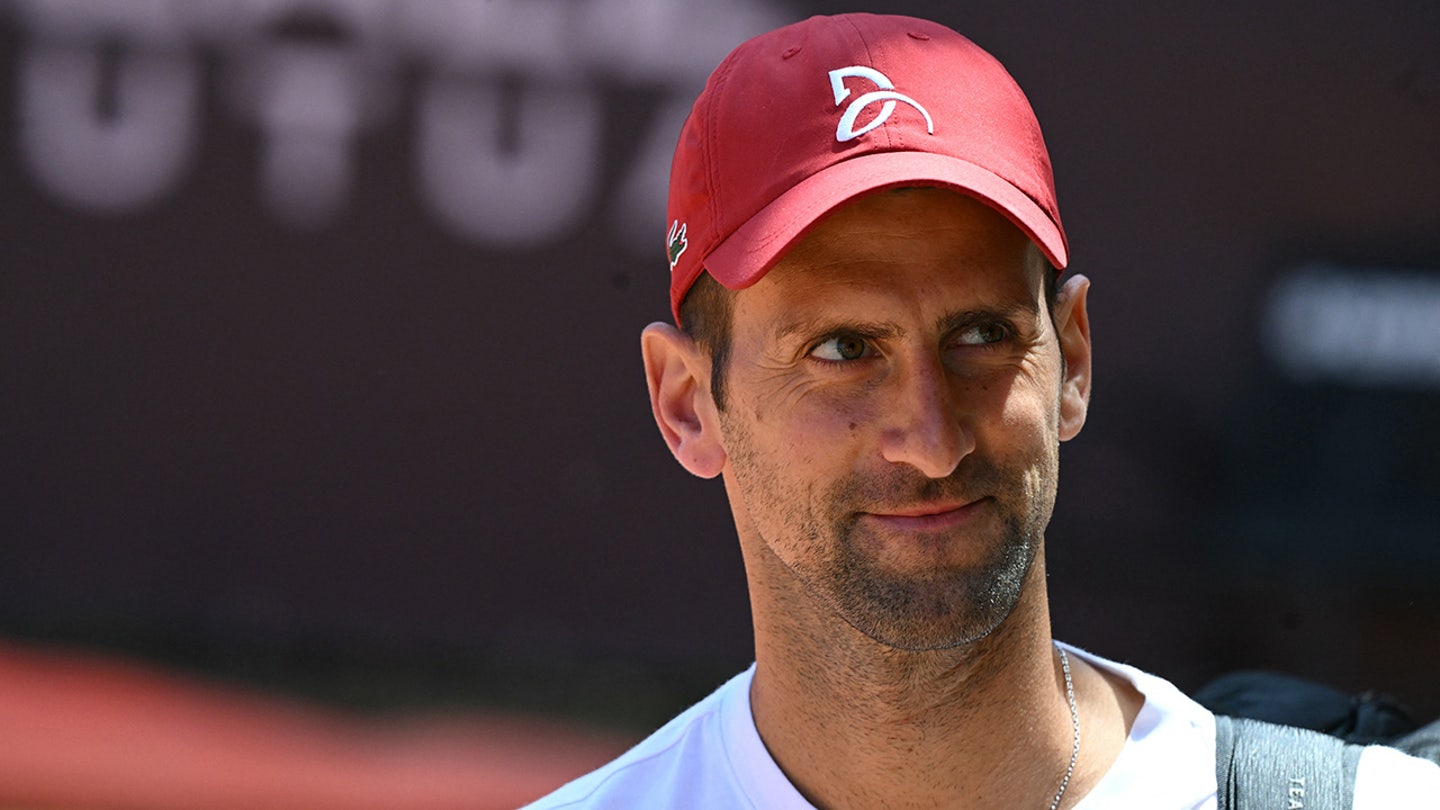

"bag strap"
[1391,717,1440,763]
[1214,715,1364,810]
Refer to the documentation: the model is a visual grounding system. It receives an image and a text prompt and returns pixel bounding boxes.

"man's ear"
[1053,274,1092,442]
[641,322,727,478]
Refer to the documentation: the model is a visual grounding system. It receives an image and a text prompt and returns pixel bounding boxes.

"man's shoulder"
[523,667,759,809]
[1062,644,1221,808]
[1355,742,1440,807]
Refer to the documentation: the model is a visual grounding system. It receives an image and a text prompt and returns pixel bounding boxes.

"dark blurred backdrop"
[2,0,1438,731]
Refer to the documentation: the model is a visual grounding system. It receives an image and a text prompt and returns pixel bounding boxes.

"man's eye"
[955,323,1010,346]
[810,334,871,361]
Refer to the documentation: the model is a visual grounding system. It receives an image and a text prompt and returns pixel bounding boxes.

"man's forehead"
[764,298,1044,342]
[737,263,1049,345]
[717,188,1053,337]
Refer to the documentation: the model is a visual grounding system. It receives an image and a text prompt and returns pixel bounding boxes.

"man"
[528,13,1440,808]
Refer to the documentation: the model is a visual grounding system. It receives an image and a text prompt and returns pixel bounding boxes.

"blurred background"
[1,0,1437,806]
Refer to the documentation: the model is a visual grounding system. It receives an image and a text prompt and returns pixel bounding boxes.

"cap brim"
[703,151,1069,290]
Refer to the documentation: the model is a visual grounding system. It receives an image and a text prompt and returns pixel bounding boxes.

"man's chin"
[848,615,1007,652]
[829,577,1025,651]
[820,534,1041,650]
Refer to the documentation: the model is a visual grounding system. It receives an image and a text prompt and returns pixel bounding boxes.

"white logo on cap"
[828,66,934,143]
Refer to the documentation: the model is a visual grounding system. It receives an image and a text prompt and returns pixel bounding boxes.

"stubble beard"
[827,472,1049,651]
[727,418,1059,652]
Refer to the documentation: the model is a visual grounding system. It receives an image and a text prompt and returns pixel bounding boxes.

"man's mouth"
[860,498,989,532]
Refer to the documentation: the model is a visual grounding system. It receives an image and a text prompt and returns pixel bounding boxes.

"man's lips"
[859,498,989,532]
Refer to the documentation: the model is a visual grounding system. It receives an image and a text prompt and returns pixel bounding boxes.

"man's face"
[714,188,1086,651]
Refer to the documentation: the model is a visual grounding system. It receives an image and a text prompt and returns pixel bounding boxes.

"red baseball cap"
[665,13,1068,324]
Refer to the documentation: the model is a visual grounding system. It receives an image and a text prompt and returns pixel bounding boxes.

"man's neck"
[748,567,1081,809]
[736,516,1152,810]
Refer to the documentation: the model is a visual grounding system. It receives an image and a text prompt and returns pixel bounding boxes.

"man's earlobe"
[641,323,727,478]
[1054,274,1092,442]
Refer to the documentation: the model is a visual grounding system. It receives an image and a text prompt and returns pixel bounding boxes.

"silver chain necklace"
[1049,645,1081,810]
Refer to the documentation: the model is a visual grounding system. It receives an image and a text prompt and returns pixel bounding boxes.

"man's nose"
[878,356,974,479]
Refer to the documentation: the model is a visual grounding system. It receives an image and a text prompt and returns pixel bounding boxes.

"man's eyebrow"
[935,301,1040,333]
[771,317,903,343]
[768,302,1039,343]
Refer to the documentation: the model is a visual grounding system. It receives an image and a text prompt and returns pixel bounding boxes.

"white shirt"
[526,644,1440,808]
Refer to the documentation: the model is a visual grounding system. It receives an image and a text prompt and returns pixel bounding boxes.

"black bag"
[1196,671,1440,809]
